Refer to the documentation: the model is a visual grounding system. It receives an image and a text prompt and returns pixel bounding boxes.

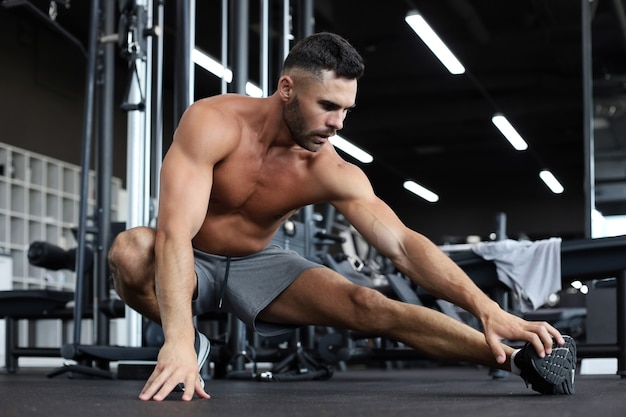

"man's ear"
[278,75,294,102]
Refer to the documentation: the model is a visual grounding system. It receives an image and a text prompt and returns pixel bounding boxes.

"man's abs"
[192,211,292,257]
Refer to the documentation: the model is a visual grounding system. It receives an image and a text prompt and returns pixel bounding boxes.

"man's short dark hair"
[282,32,364,80]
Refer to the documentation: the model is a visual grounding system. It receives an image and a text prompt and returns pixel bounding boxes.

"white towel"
[471,238,562,312]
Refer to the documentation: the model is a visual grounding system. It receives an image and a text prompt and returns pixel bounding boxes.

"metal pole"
[125,0,151,231]
[297,0,313,40]
[232,0,248,95]
[73,0,100,346]
[174,0,195,126]
[582,0,595,238]
[495,212,507,241]
[282,0,290,60]
[260,0,269,96]
[144,0,154,224]
[95,0,116,348]
[229,0,249,372]
[125,0,152,347]
[221,0,228,94]
[617,270,626,377]
[297,0,315,257]
[153,0,165,205]
[189,0,196,103]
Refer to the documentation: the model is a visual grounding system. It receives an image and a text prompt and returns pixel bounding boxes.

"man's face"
[283,70,357,152]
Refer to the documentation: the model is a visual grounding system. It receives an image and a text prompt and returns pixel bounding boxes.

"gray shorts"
[192,245,323,337]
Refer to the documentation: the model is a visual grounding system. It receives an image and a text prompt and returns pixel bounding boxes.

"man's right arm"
[139,101,238,401]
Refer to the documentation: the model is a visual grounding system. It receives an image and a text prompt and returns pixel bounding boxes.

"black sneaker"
[514,335,576,395]
[174,330,210,392]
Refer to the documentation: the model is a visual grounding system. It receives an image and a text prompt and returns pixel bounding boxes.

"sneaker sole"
[529,335,576,394]
[173,331,211,393]
[196,331,211,389]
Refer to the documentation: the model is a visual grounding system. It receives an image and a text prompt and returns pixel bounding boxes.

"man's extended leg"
[258,266,576,394]
[258,266,511,370]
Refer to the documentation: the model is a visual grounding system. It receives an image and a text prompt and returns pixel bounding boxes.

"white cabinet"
[0,142,122,291]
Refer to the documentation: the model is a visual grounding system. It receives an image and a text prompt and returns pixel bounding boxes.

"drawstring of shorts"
[218,256,231,309]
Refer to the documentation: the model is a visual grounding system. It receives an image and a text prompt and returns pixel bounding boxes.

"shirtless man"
[108,32,576,402]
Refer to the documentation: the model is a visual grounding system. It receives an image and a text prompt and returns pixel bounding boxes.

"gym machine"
[0,0,165,378]
[48,0,163,379]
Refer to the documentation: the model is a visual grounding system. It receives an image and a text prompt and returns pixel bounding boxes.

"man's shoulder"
[174,96,253,155]
[188,94,268,127]
[313,145,373,198]
[194,93,260,112]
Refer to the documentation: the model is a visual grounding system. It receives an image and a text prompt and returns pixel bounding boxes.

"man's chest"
[209,154,325,221]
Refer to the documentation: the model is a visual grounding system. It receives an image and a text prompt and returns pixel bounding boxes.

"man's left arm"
[330,168,564,362]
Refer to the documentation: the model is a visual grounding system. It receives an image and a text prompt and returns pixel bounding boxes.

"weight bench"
[0,290,75,373]
[0,289,129,374]
[448,234,626,377]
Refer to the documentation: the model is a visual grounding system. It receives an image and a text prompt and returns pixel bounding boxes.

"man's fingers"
[139,368,203,401]
[485,333,507,364]
[139,368,165,400]
[195,378,211,400]
[139,369,171,401]
[526,322,563,358]
[152,381,179,401]
[549,326,566,346]
[180,375,198,401]
[178,375,210,401]
[494,349,506,364]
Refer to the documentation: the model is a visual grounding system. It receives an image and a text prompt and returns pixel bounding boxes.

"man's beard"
[284,96,333,152]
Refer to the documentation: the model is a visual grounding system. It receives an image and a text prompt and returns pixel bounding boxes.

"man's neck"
[256,93,296,149]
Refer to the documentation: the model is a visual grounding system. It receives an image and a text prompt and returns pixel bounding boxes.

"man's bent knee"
[108,227,155,265]
[108,227,156,292]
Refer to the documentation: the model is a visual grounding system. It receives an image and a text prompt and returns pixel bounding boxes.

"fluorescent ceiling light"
[405,11,465,75]
[193,48,264,98]
[491,114,528,151]
[539,170,564,194]
[192,48,233,82]
[329,135,373,164]
[245,82,263,98]
[403,180,439,203]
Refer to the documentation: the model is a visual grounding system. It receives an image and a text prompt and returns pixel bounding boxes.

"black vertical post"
[492,212,509,312]
[617,270,626,377]
[174,0,192,127]
[73,0,101,347]
[582,0,595,238]
[296,0,313,40]
[294,0,314,259]
[230,0,248,94]
[295,0,316,353]
[227,0,250,373]
[153,0,165,201]
[277,0,290,76]
[95,0,115,349]
[495,212,507,241]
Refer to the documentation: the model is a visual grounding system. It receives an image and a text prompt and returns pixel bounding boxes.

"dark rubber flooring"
[1,364,625,417]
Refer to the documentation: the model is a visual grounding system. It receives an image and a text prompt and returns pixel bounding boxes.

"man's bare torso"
[189,96,343,257]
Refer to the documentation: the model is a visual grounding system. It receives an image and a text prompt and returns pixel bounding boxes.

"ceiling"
[322,0,626,238]
[193,0,626,239]
[3,0,626,242]
[310,1,625,214]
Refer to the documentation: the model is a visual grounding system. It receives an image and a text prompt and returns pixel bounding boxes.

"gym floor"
[2,364,624,417]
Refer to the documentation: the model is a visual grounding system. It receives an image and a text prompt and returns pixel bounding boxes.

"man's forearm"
[154,234,197,342]
[395,234,499,320]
